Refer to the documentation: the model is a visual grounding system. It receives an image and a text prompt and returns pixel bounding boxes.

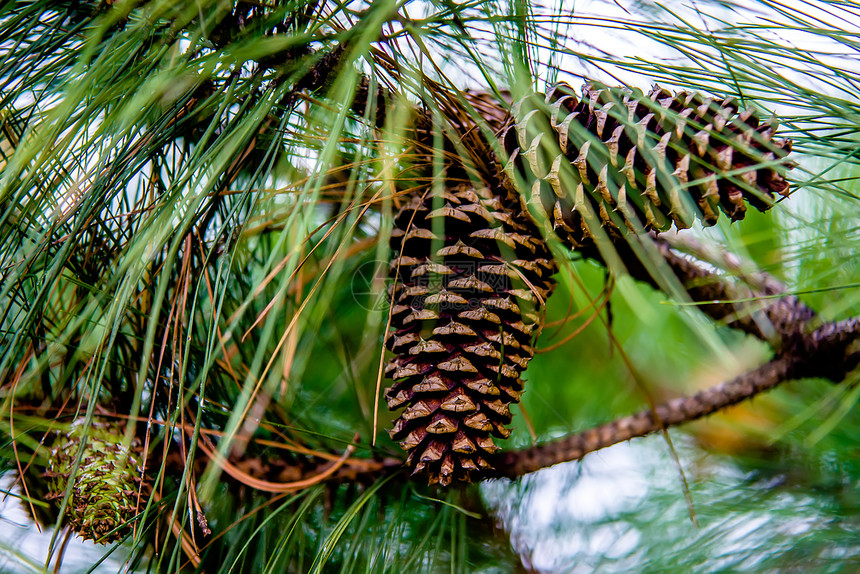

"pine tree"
[0,1,858,572]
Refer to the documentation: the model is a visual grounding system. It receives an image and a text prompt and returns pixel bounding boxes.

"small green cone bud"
[46,419,147,543]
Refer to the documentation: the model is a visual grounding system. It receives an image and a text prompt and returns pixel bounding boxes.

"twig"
[575,233,819,344]
[148,317,858,487]
[644,237,819,344]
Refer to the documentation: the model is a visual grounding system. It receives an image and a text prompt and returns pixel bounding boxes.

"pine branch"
[329,313,858,483]
[254,75,850,483]
[232,316,860,485]
[496,316,860,478]
[619,235,819,344]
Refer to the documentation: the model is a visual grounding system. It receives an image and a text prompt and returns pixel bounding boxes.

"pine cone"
[385,183,556,486]
[46,419,148,543]
[502,82,794,249]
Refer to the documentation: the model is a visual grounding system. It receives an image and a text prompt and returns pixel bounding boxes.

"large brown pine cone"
[384,182,556,486]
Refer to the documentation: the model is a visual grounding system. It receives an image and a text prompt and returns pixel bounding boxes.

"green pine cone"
[503,82,794,249]
[46,419,147,543]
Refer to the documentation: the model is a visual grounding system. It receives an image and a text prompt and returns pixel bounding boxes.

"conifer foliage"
[0,1,858,572]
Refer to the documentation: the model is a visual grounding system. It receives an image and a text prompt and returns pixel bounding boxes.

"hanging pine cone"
[502,82,794,249]
[45,419,148,543]
[385,182,556,486]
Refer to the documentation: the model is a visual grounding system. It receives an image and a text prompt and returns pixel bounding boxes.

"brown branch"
[656,239,818,343]
[496,317,860,478]
[498,355,796,477]
[211,315,859,484]
[604,235,819,344]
